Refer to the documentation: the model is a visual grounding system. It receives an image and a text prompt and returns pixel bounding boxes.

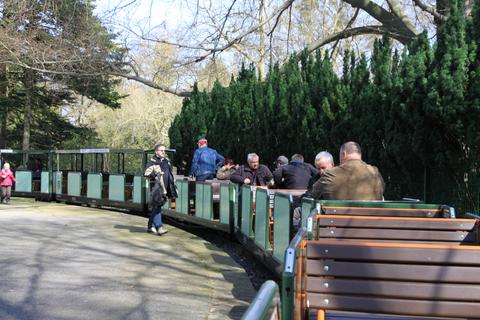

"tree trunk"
[0,65,8,149]
[435,0,449,26]
[22,68,35,165]
[258,0,267,80]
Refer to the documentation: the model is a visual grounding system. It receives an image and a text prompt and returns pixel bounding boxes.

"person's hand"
[244,178,251,184]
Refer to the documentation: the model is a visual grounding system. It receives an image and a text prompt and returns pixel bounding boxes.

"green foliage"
[169,3,480,212]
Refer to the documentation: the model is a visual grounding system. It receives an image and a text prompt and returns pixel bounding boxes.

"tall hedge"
[169,0,480,212]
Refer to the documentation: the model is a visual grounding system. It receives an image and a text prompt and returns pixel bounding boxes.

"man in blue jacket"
[189,138,224,181]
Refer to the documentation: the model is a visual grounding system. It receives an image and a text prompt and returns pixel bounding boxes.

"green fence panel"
[220,184,231,225]
[176,179,189,214]
[15,171,32,192]
[109,174,125,202]
[202,183,213,220]
[273,193,292,263]
[87,174,102,199]
[40,171,50,194]
[301,198,316,228]
[55,171,63,195]
[195,183,203,218]
[240,185,253,237]
[233,184,239,228]
[254,188,271,250]
[133,176,146,204]
[67,172,82,197]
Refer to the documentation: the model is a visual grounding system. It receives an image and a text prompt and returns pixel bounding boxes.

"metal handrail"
[241,280,281,320]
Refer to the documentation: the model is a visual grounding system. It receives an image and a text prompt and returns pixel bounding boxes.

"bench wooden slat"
[306,241,480,265]
[307,294,480,319]
[317,216,476,230]
[307,278,480,300]
[318,228,476,242]
[321,310,458,320]
[322,207,444,217]
[306,260,480,282]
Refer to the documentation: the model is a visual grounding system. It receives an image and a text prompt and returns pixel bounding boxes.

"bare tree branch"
[386,0,418,32]
[343,0,418,43]
[303,25,400,55]
[412,0,447,22]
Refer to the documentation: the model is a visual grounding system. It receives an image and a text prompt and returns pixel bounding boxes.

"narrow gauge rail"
[3,148,474,320]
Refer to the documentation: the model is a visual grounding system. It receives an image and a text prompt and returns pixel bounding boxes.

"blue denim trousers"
[196,173,215,181]
[148,206,163,229]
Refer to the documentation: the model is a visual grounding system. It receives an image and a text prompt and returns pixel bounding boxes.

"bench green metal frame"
[273,193,293,262]
[67,172,81,197]
[241,280,281,320]
[87,173,103,199]
[240,185,253,237]
[133,176,146,204]
[195,182,214,220]
[41,171,50,194]
[109,174,125,202]
[281,228,306,320]
[254,188,271,251]
[15,171,32,192]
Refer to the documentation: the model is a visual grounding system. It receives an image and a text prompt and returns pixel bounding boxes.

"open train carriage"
[53,148,160,211]
[0,149,54,201]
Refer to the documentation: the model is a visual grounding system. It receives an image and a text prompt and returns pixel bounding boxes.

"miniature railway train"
[3,148,480,320]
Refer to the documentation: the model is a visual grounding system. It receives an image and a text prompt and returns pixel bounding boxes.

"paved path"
[0,199,256,320]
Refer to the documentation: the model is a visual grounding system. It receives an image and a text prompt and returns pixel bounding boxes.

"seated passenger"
[274,155,288,169]
[311,141,384,200]
[216,158,238,180]
[304,151,335,197]
[230,153,273,186]
[273,154,317,189]
[292,151,334,230]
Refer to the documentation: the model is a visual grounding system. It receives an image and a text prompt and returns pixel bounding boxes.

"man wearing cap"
[189,138,225,181]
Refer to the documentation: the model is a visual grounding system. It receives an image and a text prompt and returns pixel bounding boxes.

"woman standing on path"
[1,163,16,204]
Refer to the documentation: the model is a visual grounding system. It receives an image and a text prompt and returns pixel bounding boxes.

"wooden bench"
[319,201,455,218]
[298,240,480,319]
[315,215,480,245]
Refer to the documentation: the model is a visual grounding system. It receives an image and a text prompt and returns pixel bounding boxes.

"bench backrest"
[316,215,480,244]
[319,200,454,218]
[302,241,480,319]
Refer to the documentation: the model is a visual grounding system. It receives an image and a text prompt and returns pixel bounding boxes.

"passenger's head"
[291,154,304,162]
[314,151,334,175]
[3,163,10,170]
[154,143,167,158]
[197,138,208,148]
[275,155,288,168]
[339,141,362,164]
[224,158,235,168]
[247,153,260,170]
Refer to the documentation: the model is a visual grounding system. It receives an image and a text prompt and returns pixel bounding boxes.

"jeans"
[148,206,163,229]
[1,186,11,203]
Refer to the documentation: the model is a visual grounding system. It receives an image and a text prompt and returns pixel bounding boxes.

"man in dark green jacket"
[311,141,384,200]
